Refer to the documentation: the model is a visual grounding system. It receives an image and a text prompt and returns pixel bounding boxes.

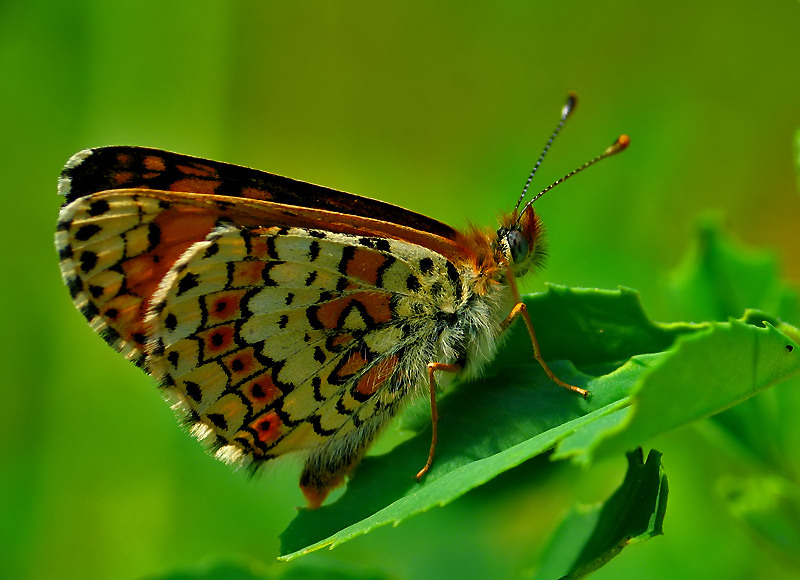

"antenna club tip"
[606,134,630,155]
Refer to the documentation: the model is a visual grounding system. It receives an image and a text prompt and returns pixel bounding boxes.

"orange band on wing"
[252,411,283,444]
[243,373,282,407]
[344,247,390,286]
[314,292,393,330]
[170,178,223,194]
[338,351,368,378]
[143,155,167,171]
[356,355,398,396]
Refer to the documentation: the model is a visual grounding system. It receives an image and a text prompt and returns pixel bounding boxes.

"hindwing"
[56,184,466,468]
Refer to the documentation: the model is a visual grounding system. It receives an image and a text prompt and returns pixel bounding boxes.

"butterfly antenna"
[513,92,578,217]
[516,134,630,220]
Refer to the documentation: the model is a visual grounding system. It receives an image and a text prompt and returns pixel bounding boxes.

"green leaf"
[532,449,668,580]
[669,217,797,324]
[556,317,800,464]
[670,220,800,469]
[279,286,800,560]
[669,220,800,568]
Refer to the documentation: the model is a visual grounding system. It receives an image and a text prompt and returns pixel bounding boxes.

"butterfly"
[55,94,627,508]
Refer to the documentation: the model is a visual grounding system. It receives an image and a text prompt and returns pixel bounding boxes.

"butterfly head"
[496,205,546,278]
[497,93,628,280]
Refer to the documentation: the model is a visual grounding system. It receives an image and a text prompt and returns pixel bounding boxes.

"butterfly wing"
[56,179,468,506]
[56,170,471,360]
[59,146,460,240]
[144,220,464,504]
[56,188,263,366]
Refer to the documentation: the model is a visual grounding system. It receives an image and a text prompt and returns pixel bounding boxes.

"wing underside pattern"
[56,189,467,477]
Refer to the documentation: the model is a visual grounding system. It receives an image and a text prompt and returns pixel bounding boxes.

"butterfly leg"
[415,362,461,481]
[500,302,588,397]
[503,270,588,397]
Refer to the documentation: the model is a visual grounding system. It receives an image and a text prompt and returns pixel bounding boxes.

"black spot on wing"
[446,261,462,302]
[74,224,101,241]
[419,257,434,275]
[88,198,111,216]
[176,272,200,296]
[147,223,161,251]
[207,413,228,431]
[375,255,396,288]
[79,250,98,273]
[164,313,178,331]
[338,246,356,275]
[185,381,203,403]
[308,240,320,262]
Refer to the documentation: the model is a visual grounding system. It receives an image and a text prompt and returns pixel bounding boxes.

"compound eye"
[506,229,529,263]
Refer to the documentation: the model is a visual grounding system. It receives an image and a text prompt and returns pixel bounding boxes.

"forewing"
[56,147,469,471]
[56,187,466,368]
[56,191,222,365]
[59,146,460,240]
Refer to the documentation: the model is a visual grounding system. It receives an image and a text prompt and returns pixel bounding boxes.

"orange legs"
[499,301,588,397]
[415,362,461,481]
[414,273,587,483]
[505,270,588,398]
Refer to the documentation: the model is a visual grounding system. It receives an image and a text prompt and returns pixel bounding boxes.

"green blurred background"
[3,1,799,578]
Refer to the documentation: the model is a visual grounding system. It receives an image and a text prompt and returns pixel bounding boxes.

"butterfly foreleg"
[500,301,588,398]
[414,361,462,481]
